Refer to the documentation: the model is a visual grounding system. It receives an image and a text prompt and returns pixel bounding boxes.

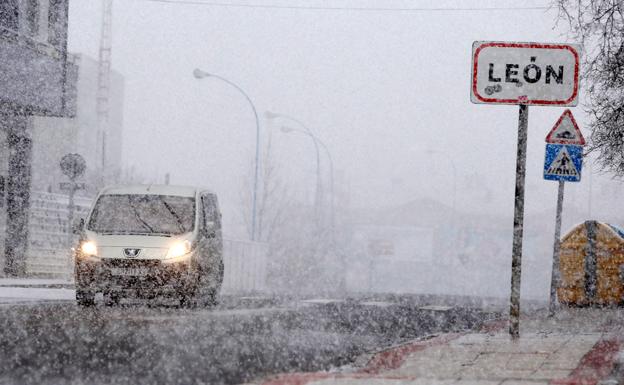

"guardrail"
[222,239,268,294]
[27,191,91,276]
[24,191,268,293]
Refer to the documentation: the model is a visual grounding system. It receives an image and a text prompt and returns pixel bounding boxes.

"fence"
[27,191,91,276]
[222,239,268,294]
[24,191,269,293]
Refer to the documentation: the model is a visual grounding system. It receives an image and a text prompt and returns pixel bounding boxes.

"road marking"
[300,299,345,305]
[360,301,394,307]
[418,305,453,311]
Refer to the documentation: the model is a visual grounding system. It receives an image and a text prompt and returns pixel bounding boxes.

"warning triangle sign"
[546,109,585,145]
[545,146,579,177]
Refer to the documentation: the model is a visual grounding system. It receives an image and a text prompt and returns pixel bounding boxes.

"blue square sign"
[543,144,583,182]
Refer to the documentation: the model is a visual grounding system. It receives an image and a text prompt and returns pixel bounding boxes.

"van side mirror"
[72,217,85,235]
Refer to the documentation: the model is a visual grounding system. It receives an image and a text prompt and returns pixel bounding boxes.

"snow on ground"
[0,278,72,287]
[0,287,75,303]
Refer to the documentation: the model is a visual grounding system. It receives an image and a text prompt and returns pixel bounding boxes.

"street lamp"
[266,111,335,230]
[427,149,457,245]
[193,68,260,241]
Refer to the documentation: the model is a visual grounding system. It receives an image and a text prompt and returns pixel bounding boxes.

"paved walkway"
[0,278,74,304]
[0,277,73,288]
[257,308,624,385]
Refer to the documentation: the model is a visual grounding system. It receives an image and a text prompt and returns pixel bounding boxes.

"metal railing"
[222,239,268,294]
[26,191,91,276]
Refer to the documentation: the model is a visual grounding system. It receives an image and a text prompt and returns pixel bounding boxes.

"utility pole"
[96,0,113,186]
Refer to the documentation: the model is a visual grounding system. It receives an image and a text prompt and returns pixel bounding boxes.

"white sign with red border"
[545,109,585,145]
[471,41,580,106]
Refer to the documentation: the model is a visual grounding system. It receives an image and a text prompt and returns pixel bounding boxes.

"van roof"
[99,184,211,198]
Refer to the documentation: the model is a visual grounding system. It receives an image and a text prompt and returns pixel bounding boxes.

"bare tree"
[556,0,624,174]
[239,132,341,294]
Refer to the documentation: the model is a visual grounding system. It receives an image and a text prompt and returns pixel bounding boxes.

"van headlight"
[166,240,192,259]
[80,241,98,256]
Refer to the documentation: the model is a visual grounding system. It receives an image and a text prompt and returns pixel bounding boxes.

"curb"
[552,336,623,385]
[258,318,507,385]
[257,332,466,385]
[358,318,506,375]
[0,284,75,290]
[597,349,624,385]
[358,332,463,375]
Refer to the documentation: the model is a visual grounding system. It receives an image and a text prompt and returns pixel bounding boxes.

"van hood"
[84,230,193,260]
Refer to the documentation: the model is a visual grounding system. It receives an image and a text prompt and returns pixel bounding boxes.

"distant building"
[30,54,125,197]
[0,0,77,276]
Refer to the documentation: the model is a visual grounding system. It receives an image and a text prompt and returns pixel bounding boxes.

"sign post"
[509,104,529,338]
[543,110,585,315]
[60,153,86,279]
[471,41,580,339]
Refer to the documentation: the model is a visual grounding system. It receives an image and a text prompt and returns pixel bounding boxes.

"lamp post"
[426,149,457,239]
[193,68,260,241]
[265,111,335,230]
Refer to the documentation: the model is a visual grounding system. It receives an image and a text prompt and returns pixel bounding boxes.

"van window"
[0,0,19,32]
[201,194,220,228]
[88,194,195,236]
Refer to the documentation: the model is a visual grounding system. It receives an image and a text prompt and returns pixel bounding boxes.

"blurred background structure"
[0,0,77,276]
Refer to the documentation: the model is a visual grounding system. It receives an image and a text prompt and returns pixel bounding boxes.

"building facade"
[31,54,124,197]
[0,0,77,276]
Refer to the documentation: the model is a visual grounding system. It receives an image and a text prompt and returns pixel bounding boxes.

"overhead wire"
[140,0,550,13]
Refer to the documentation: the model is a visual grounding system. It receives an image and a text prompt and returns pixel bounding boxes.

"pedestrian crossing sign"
[544,144,583,182]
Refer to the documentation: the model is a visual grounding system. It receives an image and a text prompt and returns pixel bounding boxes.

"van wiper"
[128,196,155,233]
[98,231,172,237]
[156,196,186,233]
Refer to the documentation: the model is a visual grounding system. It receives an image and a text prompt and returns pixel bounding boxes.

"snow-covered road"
[0,292,495,385]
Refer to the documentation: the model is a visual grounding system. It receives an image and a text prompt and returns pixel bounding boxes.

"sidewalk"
[257,308,624,385]
[0,277,73,289]
[0,278,75,304]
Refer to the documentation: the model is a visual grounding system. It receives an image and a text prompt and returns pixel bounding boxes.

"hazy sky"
[66,0,622,234]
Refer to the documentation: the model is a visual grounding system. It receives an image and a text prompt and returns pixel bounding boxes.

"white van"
[74,184,223,307]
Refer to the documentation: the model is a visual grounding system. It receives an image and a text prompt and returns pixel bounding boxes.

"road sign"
[60,153,86,180]
[545,109,585,145]
[471,41,580,106]
[543,144,583,182]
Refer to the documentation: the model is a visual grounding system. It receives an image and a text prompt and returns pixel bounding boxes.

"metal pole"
[509,104,528,339]
[193,71,260,241]
[212,74,260,242]
[318,141,335,231]
[67,182,76,279]
[309,134,322,224]
[60,0,69,116]
[287,117,323,222]
[268,113,328,228]
[588,162,592,218]
[549,180,565,316]
[426,150,457,243]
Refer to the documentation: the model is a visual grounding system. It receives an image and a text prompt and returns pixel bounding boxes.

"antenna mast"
[96,0,113,185]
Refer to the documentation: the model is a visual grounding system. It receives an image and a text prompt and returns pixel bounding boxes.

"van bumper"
[75,256,198,296]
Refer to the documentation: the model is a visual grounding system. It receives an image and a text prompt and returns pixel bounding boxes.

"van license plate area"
[110,267,149,276]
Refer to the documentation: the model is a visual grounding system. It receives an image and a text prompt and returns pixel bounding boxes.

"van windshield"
[87,194,195,236]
